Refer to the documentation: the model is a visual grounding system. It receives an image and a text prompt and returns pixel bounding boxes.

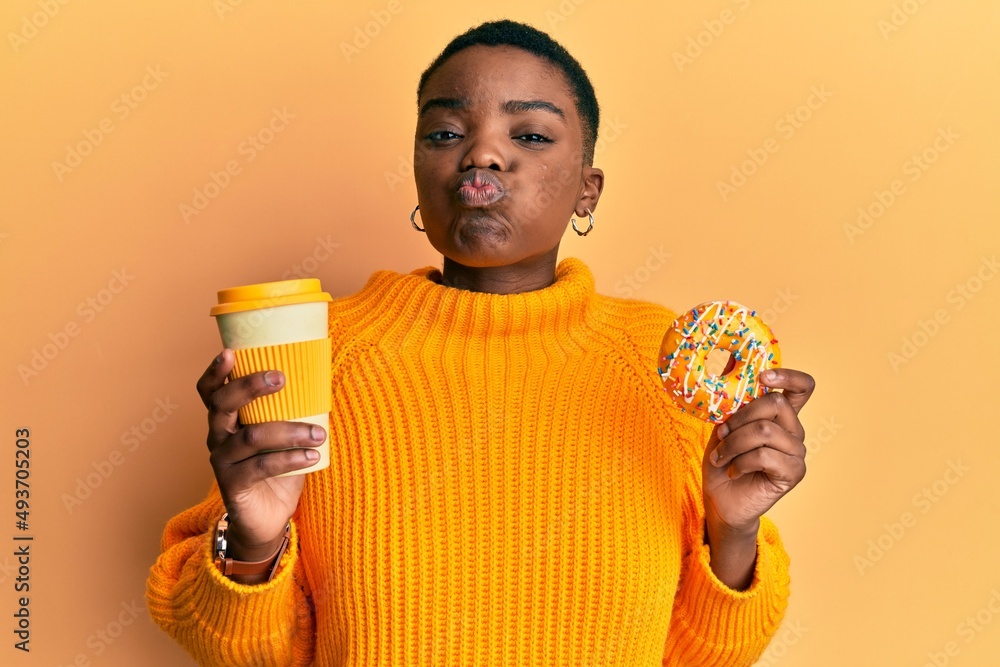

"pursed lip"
[455,169,506,207]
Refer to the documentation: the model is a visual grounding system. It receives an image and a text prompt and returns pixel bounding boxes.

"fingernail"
[310,425,324,441]
[264,371,282,386]
[304,449,320,462]
[717,423,730,440]
[712,447,723,466]
[214,352,225,365]
[763,370,777,382]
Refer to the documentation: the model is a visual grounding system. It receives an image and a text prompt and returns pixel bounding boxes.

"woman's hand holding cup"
[197,350,324,562]
[201,277,334,566]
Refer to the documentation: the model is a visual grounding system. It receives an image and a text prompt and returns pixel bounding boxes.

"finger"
[196,350,234,410]
[206,370,285,449]
[759,368,815,415]
[718,391,805,442]
[711,419,805,469]
[210,421,325,467]
[218,448,323,488]
[725,446,806,487]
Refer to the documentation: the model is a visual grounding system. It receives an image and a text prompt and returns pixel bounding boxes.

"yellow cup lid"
[210,278,332,316]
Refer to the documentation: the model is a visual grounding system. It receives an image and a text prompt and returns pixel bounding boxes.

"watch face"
[215,515,230,560]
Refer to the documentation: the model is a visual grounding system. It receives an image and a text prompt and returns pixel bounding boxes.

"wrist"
[703,517,759,591]
[225,527,288,563]
[705,516,760,546]
[703,499,760,543]
[213,514,291,583]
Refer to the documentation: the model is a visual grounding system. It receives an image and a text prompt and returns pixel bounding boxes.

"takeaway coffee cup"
[210,278,332,475]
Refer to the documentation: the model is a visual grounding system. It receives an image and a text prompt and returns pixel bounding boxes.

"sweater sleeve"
[145,484,316,666]
[661,418,791,666]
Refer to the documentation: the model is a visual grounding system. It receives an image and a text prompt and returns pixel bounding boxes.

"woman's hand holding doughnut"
[698,368,814,589]
[659,301,814,588]
[703,367,814,532]
[196,349,325,565]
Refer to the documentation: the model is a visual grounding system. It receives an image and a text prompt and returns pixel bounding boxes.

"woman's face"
[414,45,603,269]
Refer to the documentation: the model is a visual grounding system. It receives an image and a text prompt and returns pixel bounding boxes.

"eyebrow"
[419,97,567,125]
[419,97,467,116]
[503,99,566,123]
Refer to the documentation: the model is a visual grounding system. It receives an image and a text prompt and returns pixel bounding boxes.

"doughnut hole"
[705,348,737,376]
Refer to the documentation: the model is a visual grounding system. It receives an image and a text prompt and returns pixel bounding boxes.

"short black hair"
[417,20,600,166]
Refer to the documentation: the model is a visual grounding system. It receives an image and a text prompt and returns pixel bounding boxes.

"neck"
[352,256,597,340]
[441,247,560,294]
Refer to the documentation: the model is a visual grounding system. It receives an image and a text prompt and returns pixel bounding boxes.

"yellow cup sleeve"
[230,337,332,424]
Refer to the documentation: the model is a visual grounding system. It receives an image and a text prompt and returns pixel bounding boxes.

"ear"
[575,166,604,217]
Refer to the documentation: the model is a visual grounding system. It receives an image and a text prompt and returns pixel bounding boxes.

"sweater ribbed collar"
[365,257,596,339]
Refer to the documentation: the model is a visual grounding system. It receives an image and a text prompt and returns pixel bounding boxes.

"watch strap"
[214,513,291,581]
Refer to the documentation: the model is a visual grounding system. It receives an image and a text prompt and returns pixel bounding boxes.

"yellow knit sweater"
[146,257,791,666]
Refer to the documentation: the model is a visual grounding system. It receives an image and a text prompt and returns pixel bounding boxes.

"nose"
[459,130,507,172]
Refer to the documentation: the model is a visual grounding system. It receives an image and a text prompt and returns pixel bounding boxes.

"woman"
[147,19,814,666]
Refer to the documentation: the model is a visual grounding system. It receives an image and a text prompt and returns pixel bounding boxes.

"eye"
[425,130,462,142]
[515,133,552,144]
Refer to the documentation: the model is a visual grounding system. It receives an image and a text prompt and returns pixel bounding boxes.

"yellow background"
[2,0,998,664]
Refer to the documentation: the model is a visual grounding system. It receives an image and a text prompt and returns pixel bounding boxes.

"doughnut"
[658,301,781,423]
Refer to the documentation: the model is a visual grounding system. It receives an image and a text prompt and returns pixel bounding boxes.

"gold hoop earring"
[572,208,594,236]
[410,205,425,232]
